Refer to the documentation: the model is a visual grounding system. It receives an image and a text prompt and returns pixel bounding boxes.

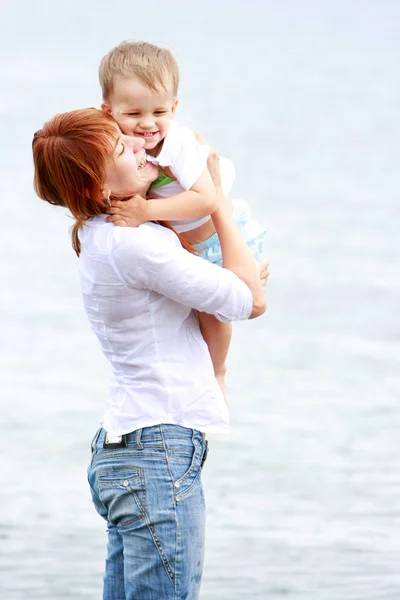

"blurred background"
[1,0,399,598]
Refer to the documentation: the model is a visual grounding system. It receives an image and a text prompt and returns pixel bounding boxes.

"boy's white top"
[147,121,236,233]
[78,216,252,435]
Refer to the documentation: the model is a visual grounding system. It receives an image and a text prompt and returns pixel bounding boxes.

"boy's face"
[104,75,178,153]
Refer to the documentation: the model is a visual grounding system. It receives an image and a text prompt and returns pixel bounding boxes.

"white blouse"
[78,216,252,435]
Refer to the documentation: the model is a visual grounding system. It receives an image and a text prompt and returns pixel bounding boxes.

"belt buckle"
[103,433,128,449]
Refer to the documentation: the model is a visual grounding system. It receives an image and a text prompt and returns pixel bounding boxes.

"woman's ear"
[85,188,111,203]
[102,188,111,203]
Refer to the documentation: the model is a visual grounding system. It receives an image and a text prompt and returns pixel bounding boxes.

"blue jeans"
[88,424,208,600]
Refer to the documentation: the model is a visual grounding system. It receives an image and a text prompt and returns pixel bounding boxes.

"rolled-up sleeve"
[170,129,209,190]
[109,223,252,322]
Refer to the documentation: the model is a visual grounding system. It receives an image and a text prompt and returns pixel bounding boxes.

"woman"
[32,108,267,600]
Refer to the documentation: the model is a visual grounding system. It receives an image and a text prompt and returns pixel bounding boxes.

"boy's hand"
[106,195,149,227]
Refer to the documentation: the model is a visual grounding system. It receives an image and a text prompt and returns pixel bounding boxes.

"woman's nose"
[131,137,145,151]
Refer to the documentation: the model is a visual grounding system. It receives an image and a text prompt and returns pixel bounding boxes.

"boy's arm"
[106,167,216,227]
[146,167,216,221]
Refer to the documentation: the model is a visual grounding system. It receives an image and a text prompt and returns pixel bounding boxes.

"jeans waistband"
[91,424,204,452]
[194,232,219,251]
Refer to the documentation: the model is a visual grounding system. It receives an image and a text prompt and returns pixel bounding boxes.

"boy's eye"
[154,111,167,115]
[127,113,139,117]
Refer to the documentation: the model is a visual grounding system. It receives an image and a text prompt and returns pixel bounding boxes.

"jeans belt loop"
[91,428,102,453]
[136,428,143,449]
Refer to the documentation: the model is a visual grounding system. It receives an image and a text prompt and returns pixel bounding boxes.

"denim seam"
[175,437,204,502]
[143,516,176,590]
[174,469,202,502]
[159,425,177,488]
[174,505,182,600]
[97,468,146,527]
[96,468,141,480]
[159,425,179,593]
[125,468,147,526]
[91,450,164,467]
[112,465,175,586]
[174,430,199,488]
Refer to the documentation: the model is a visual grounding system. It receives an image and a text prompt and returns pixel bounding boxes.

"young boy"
[99,40,266,397]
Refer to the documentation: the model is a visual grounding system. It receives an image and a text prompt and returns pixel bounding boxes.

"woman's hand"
[106,195,149,227]
[206,150,232,216]
[206,150,222,191]
[193,130,207,145]
[258,259,270,294]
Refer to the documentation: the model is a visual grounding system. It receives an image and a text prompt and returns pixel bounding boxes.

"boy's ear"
[101,103,112,114]
[171,98,179,117]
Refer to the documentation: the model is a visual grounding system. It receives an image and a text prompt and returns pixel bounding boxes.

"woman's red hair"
[33,108,118,255]
[32,107,194,256]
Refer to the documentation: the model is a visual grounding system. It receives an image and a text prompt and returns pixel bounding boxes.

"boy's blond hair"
[99,40,180,102]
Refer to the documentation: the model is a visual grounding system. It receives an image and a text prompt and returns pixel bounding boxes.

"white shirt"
[78,216,252,435]
[147,121,236,233]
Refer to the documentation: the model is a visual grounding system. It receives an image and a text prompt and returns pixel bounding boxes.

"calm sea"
[1,1,399,598]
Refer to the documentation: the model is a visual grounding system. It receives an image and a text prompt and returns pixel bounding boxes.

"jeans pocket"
[96,465,146,527]
[168,438,206,502]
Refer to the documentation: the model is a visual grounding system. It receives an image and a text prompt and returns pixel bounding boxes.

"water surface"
[1,1,399,598]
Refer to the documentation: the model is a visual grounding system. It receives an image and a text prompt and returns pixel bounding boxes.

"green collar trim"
[151,168,176,189]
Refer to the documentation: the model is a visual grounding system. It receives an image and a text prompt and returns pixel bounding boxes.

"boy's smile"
[104,74,178,155]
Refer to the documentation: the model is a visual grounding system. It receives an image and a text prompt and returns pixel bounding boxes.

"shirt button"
[174,481,181,488]
[123,480,129,487]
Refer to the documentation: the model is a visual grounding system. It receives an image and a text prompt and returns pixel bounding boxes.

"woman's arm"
[207,151,266,318]
[108,154,267,319]
[109,224,254,323]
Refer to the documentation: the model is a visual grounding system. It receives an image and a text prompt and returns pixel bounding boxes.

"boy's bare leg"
[198,312,232,401]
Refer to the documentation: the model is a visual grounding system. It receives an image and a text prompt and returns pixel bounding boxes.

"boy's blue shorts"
[194,199,266,267]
